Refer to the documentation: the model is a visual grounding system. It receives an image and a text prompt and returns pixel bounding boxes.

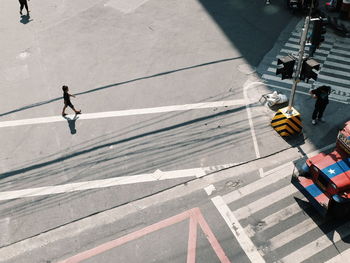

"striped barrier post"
[271,106,302,137]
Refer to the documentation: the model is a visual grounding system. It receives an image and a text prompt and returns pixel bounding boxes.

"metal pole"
[286,16,310,115]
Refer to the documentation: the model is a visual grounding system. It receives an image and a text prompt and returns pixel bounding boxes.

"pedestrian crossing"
[220,162,350,263]
[261,23,350,104]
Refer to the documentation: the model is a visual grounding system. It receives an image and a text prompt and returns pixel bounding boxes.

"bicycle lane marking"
[58,208,230,263]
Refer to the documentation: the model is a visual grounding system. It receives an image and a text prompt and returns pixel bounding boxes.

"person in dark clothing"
[310,85,331,125]
[19,0,30,16]
[62,85,81,116]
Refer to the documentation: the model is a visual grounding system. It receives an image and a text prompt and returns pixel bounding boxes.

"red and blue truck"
[292,120,350,217]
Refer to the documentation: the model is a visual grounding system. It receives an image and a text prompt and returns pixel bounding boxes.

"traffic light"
[300,58,320,82]
[311,18,326,47]
[276,55,295,80]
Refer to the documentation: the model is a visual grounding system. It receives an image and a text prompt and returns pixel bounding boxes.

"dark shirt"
[311,86,331,105]
[63,92,71,104]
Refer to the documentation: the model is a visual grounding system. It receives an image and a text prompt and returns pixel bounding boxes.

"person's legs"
[24,0,29,13]
[19,0,24,14]
[317,103,327,120]
[68,103,81,114]
[62,105,68,116]
[312,103,319,120]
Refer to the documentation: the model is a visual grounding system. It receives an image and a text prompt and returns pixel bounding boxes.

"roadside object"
[260,91,288,107]
[292,120,350,218]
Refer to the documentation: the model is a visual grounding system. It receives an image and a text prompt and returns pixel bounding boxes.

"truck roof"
[310,150,350,190]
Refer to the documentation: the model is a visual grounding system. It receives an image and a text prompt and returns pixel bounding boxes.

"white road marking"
[104,0,149,13]
[328,54,350,63]
[280,221,350,263]
[211,196,265,263]
[244,200,306,238]
[234,184,299,221]
[223,162,294,204]
[318,73,350,85]
[325,247,350,263]
[324,60,350,70]
[321,67,350,78]
[268,216,322,252]
[204,184,216,196]
[0,164,240,201]
[243,81,262,175]
[0,100,245,128]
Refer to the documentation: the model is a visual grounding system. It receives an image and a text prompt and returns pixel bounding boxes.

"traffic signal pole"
[286,16,311,115]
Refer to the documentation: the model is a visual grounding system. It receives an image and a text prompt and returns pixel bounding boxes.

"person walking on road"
[310,85,331,125]
[19,0,30,16]
[62,85,81,116]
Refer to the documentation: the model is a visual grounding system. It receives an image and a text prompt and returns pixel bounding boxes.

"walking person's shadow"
[63,115,79,134]
[20,14,33,24]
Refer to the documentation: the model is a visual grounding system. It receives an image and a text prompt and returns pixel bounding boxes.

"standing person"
[62,85,81,116]
[310,85,331,125]
[19,0,30,16]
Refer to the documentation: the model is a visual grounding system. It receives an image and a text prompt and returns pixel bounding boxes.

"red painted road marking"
[59,208,231,263]
[187,216,197,263]
[193,208,231,263]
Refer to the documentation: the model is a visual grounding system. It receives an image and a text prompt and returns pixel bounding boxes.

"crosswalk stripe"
[328,54,350,63]
[321,67,350,78]
[318,74,350,85]
[268,216,322,252]
[324,60,350,70]
[262,74,310,88]
[212,196,266,263]
[331,48,350,56]
[222,162,294,204]
[325,247,350,263]
[234,185,299,221]
[280,221,350,263]
[250,200,305,235]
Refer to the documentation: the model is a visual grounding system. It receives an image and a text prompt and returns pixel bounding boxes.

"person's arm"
[68,93,76,98]
[309,89,317,99]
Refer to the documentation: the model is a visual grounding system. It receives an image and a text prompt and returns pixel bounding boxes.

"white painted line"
[0,163,241,201]
[324,60,350,70]
[268,216,322,252]
[211,196,265,263]
[262,73,310,88]
[0,100,246,128]
[243,82,262,161]
[318,74,350,85]
[204,185,216,196]
[0,168,206,201]
[321,67,350,78]
[332,48,350,57]
[328,54,350,63]
[223,162,294,204]
[233,184,298,221]
[245,200,306,237]
[325,247,350,263]
[281,47,330,55]
[280,221,350,263]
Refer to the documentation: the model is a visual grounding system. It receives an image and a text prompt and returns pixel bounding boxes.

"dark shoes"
[76,110,81,115]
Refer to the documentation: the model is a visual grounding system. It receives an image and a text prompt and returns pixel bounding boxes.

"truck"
[292,120,350,217]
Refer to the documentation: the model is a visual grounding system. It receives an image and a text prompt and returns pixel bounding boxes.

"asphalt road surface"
[1,0,350,262]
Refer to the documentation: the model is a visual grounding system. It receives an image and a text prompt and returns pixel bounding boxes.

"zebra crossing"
[261,23,350,104]
[219,162,350,263]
